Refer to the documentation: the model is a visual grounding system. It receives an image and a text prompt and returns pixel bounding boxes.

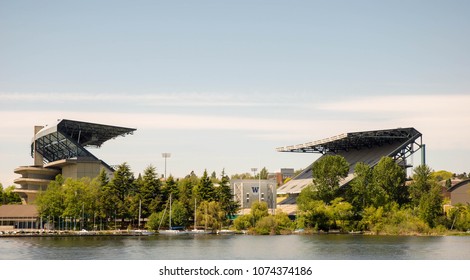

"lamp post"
[162,153,171,179]
[251,168,257,178]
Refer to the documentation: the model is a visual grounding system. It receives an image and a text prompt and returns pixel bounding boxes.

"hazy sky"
[1,0,470,187]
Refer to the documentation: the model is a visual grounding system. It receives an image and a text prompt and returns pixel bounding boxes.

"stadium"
[276,127,424,215]
[13,119,136,204]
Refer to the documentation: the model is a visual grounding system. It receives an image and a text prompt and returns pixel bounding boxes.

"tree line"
[234,155,470,235]
[36,163,239,231]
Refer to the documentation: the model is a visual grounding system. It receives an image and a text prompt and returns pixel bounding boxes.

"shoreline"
[2,229,470,238]
[0,230,153,238]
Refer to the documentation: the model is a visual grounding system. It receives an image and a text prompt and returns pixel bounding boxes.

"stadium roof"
[276,127,422,154]
[32,119,136,164]
[276,127,423,196]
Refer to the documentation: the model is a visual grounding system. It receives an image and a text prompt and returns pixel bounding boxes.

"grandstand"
[14,119,136,204]
[276,128,424,214]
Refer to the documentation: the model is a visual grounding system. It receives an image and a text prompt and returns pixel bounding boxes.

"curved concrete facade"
[13,119,135,204]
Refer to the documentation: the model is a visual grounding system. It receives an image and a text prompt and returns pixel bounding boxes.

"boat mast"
[169,193,172,230]
[138,199,141,229]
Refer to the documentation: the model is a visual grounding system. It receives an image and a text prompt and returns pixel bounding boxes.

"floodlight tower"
[162,153,171,179]
[251,168,257,178]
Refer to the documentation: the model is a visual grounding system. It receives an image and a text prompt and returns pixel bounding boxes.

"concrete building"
[232,179,277,215]
[0,205,39,232]
[276,128,424,215]
[14,119,135,204]
[448,179,470,205]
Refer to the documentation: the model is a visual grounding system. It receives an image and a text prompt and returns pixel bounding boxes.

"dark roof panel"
[276,127,421,154]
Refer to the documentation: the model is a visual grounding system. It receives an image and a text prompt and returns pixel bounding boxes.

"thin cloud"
[0,92,290,108]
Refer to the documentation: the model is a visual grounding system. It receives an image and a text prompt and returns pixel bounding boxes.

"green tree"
[432,170,453,182]
[170,200,189,228]
[259,167,269,180]
[216,169,239,220]
[145,212,163,231]
[418,185,443,227]
[97,175,119,229]
[98,168,109,186]
[254,215,277,235]
[359,206,385,233]
[196,200,225,231]
[231,173,253,180]
[372,157,407,205]
[233,214,252,231]
[296,198,329,231]
[110,163,135,225]
[0,184,22,205]
[349,162,389,209]
[274,211,294,232]
[311,155,349,203]
[349,162,373,210]
[409,165,435,206]
[36,175,65,228]
[251,201,269,225]
[195,170,215,202]
[163,175,179,202]
[329,198,353,231]
[139,165,162,217]
[61,177,100,230]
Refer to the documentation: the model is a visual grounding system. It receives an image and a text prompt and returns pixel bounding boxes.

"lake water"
[1,234,470,260]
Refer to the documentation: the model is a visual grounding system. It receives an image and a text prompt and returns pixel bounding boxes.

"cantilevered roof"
[32,119,136,164]
[35,119,136,148]
[276,127,421,154]
[276,127,423,195]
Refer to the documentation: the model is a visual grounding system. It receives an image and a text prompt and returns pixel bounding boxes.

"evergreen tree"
[139,165,162,217]
[418,184,443,227]
[216,169,239,219]
[177,176,195,223]
[196,170,215,202]
[163,175,179,201]
[98,168,109,187]
[409,164,434,207]
[410,165,443,227]
[259,167,269,180]
[109,163,135,225]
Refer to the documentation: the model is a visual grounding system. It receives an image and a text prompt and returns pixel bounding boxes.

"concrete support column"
[33,126,44,166]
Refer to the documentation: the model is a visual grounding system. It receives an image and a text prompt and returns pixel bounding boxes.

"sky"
[1,0,470,187]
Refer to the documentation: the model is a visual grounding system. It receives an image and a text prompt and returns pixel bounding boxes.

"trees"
[0,183,22,205]
[195,170,215,202]
[349,162,374,210]
[217,169,239,219]
[195,201,225,232]
[409,165,444,227]
[418,185,443,227]
[371,157,407,205]
[311,155,349,203]
[139,165,162,217]
[349,162,389,209]
[36,175,65,225]
[109,163,136,225]
[259,167,269,180]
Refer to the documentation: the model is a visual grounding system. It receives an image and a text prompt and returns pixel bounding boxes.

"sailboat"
[133,199,155,236]
[158,193,186,234]
[190,199,209,234]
